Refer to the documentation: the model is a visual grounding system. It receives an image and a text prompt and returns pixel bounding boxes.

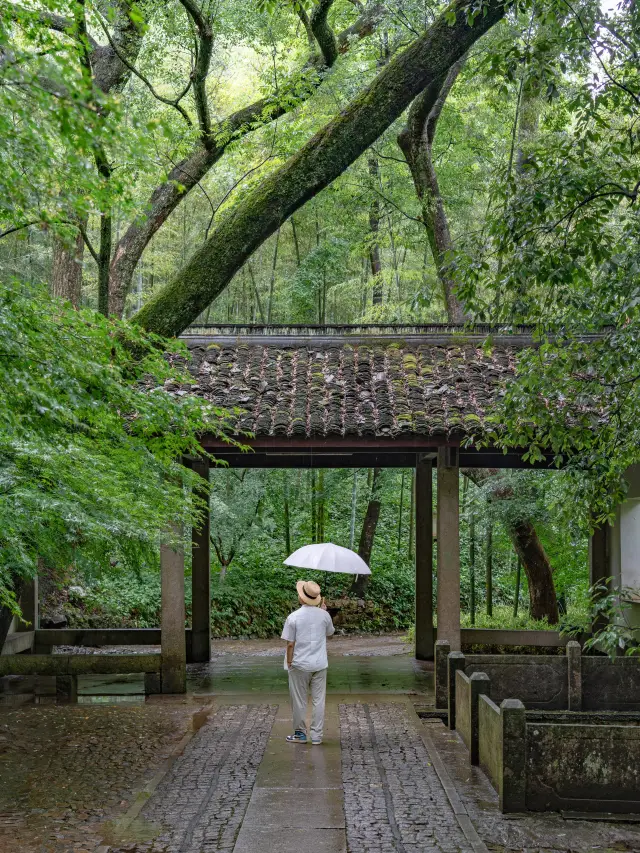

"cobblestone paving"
[0,703,195,853]
[109,703,277,853]
[340,703,473,853]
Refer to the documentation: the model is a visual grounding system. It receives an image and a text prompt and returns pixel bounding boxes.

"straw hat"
[296,579,322,606]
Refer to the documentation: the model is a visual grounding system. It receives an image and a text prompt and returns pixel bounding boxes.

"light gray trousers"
[288,667,327,741]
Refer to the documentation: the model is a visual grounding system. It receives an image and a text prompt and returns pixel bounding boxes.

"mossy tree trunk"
[397,57,467,321]
[108,2,383,315]
[133,0,507,336]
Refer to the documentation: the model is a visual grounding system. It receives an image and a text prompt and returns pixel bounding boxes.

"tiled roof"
[172,326,530,439]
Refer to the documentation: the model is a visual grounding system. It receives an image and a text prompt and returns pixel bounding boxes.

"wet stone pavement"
[0,703,195,853]
[2,638,640,853]
[108,704,276,853]
[341,703,477,853]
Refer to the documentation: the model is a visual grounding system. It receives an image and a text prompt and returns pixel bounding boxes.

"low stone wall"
[455,669,490,764]
[455,670,473,752]
[526,720,640,813]
[452,663,640,814]
[466,655,567,709]
[583,656,640,711]
[478,695,501,792]
[0,653,163,698]
[437,640,640,712]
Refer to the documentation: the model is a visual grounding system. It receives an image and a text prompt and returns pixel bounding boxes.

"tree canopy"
[1,0,640,638]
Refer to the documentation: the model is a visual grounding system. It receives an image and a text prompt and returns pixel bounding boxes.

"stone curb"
[407,699,490,853]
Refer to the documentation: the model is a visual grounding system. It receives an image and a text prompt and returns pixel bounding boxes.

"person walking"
[281,579,335,745]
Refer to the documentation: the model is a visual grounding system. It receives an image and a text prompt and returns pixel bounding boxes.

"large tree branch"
[5,4,99,47]
[178,0,214,139]
[89,0,145,93]
[397,58,467,322]
[311,0,339,66]
[133,0,507,335]
[108,1,384,315]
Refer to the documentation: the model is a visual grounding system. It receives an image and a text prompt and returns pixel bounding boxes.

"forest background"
[1,0,638,639]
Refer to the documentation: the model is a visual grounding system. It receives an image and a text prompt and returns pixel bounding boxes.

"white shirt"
[281,605,335,672]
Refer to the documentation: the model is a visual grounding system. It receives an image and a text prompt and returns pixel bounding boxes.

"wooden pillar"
[415,457,434,660]
[589,524,610,634]
[17,576,38,632]
[191,458,211,663]
[161,525,186,694]
[437,446,461,651]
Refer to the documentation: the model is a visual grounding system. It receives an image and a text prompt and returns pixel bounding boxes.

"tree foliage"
[0,280,235,616]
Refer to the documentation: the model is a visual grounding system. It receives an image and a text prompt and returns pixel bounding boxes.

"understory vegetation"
[58,467,589,637]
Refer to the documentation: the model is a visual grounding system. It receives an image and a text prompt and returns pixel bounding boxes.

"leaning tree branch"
[133,0,508,336]
[310,0,339,66]
[108,0,385,314]
[5,4,99,47]
[178,0,214,140]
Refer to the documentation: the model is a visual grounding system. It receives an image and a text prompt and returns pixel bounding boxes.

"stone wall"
[455,670,472,753]
[583,656,640,711]
[478,695,501,794]
[526,721,640,813]
[465,655,567,709]
[459,663,640,814]
[438,642,640,713]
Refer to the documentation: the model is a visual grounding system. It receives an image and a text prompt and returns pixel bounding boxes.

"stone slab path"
[232,699,347,853]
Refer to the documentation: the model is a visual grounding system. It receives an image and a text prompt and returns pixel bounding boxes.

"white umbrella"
[284,542,371,575]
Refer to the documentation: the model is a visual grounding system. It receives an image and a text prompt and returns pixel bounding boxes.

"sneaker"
[286,731,307,743]
[311,739,323,745]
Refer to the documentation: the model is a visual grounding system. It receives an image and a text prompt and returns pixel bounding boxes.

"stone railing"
[436,639,639,712]
[445,644,640,814]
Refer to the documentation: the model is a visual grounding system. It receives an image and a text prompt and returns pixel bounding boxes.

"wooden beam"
[415,458,434,660]
[437,446,461,651]
[201,449,557,470]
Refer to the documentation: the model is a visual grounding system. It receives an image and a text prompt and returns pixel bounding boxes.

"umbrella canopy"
[284,543,371,575]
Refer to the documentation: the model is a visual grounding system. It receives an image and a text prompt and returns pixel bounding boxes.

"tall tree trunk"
[368,154,384,305]
[311,469,317,543]
[291,215,302,266]
[408,468,415,559]
[97,207,112,316]
[397,470,405,551]
[509,520,559,623]
[283,472,291,555]
[133,0,507,335]
[485,518,493,617]
[349,470,358,549]
[352,468,381,597]
[266,228,280,323]
[469,505,476,625]
[51,227,85,306]
[399,65,560,625]
[397,58,467,321]
[317,469,325,541]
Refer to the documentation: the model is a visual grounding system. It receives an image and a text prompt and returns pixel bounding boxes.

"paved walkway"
[3,640,640,853]
[233,701,346,853]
